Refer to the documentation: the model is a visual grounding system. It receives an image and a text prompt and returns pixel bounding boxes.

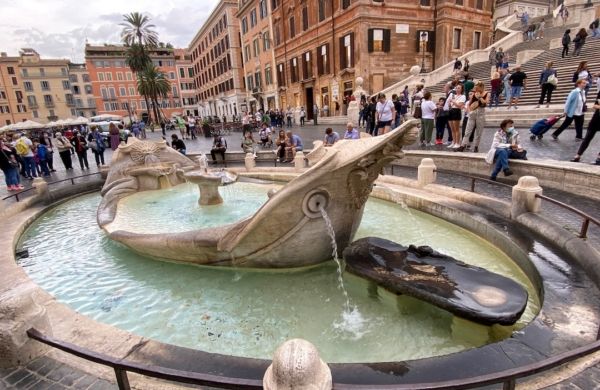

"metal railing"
[26,327,600,390]
[535,194,600,239]
[1,172,101,202]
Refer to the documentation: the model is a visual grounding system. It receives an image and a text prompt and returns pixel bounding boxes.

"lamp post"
[420,31,429,73]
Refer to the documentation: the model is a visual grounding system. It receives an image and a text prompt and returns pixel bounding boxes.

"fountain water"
[320,206,350,311]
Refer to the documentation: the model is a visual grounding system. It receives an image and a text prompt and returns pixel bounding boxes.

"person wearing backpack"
[572,28,588,56]
[71,130,89,170]
[495,48,505,71]
[561,29,571,58]
[573,61,592,96]
[537,61,557,108]
[15,133,36,179]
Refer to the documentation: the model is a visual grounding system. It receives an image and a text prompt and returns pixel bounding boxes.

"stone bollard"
[511,176,542,219]
[0,284,52,368]
[294,151,305,172]
[32,177,49,202]
[417,158,437,187]
[245,153,256,171]
[263,339,332,390]
[99,164,110,180]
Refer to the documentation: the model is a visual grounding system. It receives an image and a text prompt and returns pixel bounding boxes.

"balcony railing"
[28,103,39,109]
[44,102,55,108]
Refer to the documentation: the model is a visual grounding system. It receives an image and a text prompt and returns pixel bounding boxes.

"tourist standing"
[299,107,306,127]
[0,138,22,191]
[552,79,587,140]
[537,61,557,108]
[313,104,319,126]
[489,47,497,66]
[366,96,377,136]
[259,123,272,147]
[55,132,74,170]
[486,119,527,181]
[139,120,146,139]
[458,82,489,152]
[463,75,475,97]
[490,72,502,109]
[71,131,89,170]
[573,61,592,96]
[561,29,571,58]
[286,107,293,128]
[359,97,367,129]
[88,126,106,166]
[560,5,569,25]
[573,28,588,56]
[571,91,600,164]
[536,20,545,39]
[188,116,196,140]
[323,128,340,146]
[109,123,120,150]
[447,84,466,149]
[502,69,512,105]
[39,132,56,172]
[508,65,527,110]
[375,93,395,135]
[435,97,448,145]
[495,48,505,71]
[392,94,402,129]
[15,133,36,179]
[33,139,50,177]
[453,58,462,75]
[420,91,437,147]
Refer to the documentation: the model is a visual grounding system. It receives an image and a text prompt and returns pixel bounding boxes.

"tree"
[137,64,171,125]
[120,12,159,47]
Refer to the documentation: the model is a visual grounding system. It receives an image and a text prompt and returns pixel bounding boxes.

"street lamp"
[420,31,429,73]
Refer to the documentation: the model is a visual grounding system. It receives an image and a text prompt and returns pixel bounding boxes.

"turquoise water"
[17,187,539,363]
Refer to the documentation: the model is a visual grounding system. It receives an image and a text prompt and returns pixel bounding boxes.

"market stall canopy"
[11,120,46,131]
[91,114,122,122]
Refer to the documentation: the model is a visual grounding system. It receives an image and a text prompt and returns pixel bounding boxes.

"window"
[129,87,136,96]
[453,28,462,50]
[109,87,116,98]
[302,51,313,79]
[15,91,22,102]
[126,72,133,81]
[420,0,431,5]
[188,67,193,77]
[254,71,262,88]
[70,74,78,82]
[302,7,309,31]
[61,68,67,76]
[7,67,15,75]
[98,73,105,81]
[110,102,118,111]
[265,65,272,85]
[179,68,185,78]
[32,110,38,118]
[317,44,330,75]
[172,86,179,96]
[117,72,124,81]
[277,63,286,86]
[244,45,251,62]
[473,31,482,49]
[75,98,83,107]
[104,102,111,111]
[24,81,33,91]
[456,0,463,5]
[289,17,296,38]
[40,81,50,91]
[250,9,257,28]
[65,94,74,105]
[101,88,108,99]
[246,75,254,90]
[73,85,80,94]
[290,57,299,83]
[368,29,390,52]
[342,0,352,8]
[17,104,27,113]
[62,80,71,90]
[242,17,248,34]
[339,33,354,69]
[27,95,37,107]
[85,85,93,94]
[49,109,55,117]
[82,74,90,82]
[88,98,96,108]
[43,94,53,105]
[259,0,268,18]
[318,0,329,21]
[106,72,112,81]
[263,31,271,50]
[11,77,17,86]
[253,38,260,57]
[39,68,45,76]
[476,0,484,9]
[22,69,28,77]
[169,72,176,80]
[119,87,127,96]
[274,24,281,46]
[70,108,76,116]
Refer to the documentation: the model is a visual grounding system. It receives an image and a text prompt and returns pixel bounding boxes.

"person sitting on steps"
[210,134,227,162]
[485,119,528,181]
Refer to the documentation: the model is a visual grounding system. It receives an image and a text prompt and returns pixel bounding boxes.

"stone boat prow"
[343,237,529,326]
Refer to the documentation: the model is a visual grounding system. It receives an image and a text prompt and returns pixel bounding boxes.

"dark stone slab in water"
[342,237,528,326]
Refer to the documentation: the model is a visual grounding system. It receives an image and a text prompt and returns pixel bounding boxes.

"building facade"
[0,53,30,126]
[85,44,182,123]
[271,0,493,118]
[174,49,198,117]
[237,0,279,112]
[68,63,97,118]
[189,0,246,121]
[18,48,72,123]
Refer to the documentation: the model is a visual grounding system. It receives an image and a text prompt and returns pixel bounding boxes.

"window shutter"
[325,44,330,74]
[339,36,345,69]
[317,49,323,75]
[416,30,422,52]
[427,31,436,52]
[383,29,391,52]
[350,32,355,67]
[368,29,374,53]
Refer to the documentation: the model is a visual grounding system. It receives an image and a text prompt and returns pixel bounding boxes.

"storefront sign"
[396,24,409,34]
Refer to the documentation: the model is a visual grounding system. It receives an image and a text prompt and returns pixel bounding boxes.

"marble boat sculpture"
[98,120,419,268]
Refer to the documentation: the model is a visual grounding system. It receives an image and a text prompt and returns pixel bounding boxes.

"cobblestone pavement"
[1,122,599,390]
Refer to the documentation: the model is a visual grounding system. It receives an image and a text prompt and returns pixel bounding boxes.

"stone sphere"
[263,339,332,390]
[410,65,421,76]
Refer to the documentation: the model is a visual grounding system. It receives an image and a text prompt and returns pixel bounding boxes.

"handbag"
[511,149,528,160]
[2,149,19,168]
[547,74,558,87]
[413,106,422,119]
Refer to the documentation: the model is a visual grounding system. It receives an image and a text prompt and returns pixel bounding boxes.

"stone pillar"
[0,284,52,368]
[511,176,542,219]
[263,339,332,390]
[294,151,305,172]
[245,153,256,171]
[32,177,49,203]
[417,158,437,187]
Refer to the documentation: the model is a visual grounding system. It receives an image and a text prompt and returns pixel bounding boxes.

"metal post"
[503,378,516,390]
[70,178,75,185]
[470,178,476,192]
[580,218,590,239]
[114,368,131,390]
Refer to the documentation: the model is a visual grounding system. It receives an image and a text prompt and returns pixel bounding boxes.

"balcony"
[44,102,55,108]
[47,115,58,121]
[66,101,76,107]
[28,103,39,109]
[102,96,117,101]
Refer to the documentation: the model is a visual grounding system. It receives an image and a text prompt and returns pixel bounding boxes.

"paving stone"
[35,360,61,378]
[0,367,18,381]
[86,379,116,390]
[4,370,32,386]
[72,375,96,389]
[25,357,52,373]
[45,365,72,383]
[14,373,40,389]
[27,379,58,390]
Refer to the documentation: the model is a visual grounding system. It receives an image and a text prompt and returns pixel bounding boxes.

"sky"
[0,0,220,62]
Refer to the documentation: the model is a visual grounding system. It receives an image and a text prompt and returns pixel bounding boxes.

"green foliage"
[120,12,159,47]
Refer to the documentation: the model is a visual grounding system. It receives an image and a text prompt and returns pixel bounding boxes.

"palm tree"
[124,43,151,72]
[120,12,159,47]
[137,64,171,124]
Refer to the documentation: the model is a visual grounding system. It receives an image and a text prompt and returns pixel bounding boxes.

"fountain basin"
[184,171,225,206]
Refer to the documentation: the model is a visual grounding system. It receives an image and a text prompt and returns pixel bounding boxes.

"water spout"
[319,206,350,312]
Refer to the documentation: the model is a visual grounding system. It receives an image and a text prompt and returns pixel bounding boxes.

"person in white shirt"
[375,93,395,135]
[420,91,437,146]
[188,116,197,140]
[447,84,466,148]
[458,81,490,153]
[258,123,272,147]
[299,107,306,127]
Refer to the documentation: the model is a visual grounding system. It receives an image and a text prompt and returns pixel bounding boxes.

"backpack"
[572,71,578,83]
[15,139,29,156]
[562,34,570,46]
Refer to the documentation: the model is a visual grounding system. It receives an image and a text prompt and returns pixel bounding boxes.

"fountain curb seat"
[98,120,420,268]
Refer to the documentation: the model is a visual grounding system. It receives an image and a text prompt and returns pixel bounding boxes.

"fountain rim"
[5,172,600,386]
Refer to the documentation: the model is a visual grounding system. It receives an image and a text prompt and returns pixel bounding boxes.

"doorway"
[305,87,314,121]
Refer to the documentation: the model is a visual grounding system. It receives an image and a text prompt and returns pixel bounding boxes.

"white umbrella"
[91,114,122,122]
[74,116,89,125]
[0,124,14,134]
[11,120,45,131]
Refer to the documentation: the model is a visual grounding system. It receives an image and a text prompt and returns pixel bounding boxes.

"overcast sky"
[0,0,220,62]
